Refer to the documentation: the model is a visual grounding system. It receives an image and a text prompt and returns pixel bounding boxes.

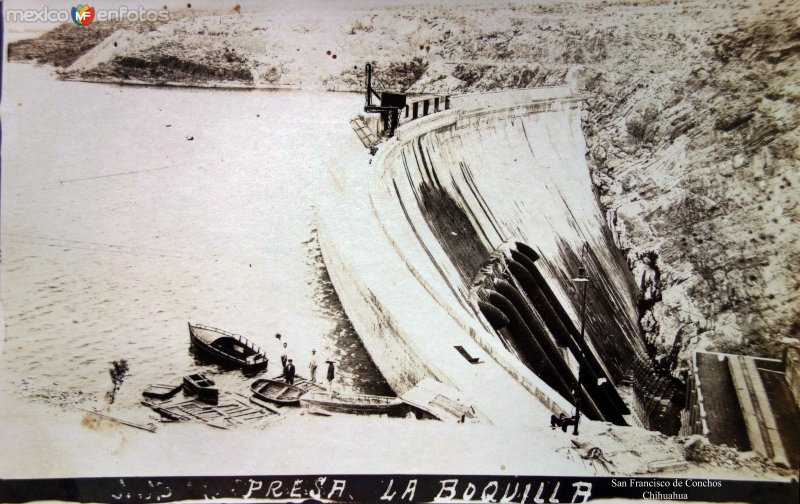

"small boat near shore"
[188,322,268,372]
[300,391,402,415]
[183,373,219,404]
[142,383,182,400]
[250,378,305,406]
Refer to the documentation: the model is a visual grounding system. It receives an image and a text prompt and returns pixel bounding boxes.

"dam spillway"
[318,87,679,429]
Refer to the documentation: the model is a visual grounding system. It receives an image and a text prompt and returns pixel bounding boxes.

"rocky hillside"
[8,0,799,375]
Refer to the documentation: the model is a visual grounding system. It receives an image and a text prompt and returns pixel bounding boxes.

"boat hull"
[189,323,269,372]
[250,378,304,406]
[300,392,402,415]
[183,373,219,404]
[142,383,182,399]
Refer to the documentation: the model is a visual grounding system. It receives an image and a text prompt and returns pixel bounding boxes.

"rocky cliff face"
[575,6,799,374]
[8,0,799,374]
[579,10,800,372]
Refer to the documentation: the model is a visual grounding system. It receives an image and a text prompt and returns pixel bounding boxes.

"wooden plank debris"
[80,408,158,433]
[142,390,276,429]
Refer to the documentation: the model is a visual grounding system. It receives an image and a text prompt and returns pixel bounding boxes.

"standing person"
[280,342,288,377]
[326,360,335,396]
[308,349,318,382]
[285,359,296,385]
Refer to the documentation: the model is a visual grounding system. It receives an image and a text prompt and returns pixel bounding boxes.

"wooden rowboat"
[183,373,219,404]
[188,323,268,372]
[250,378,305,406]
[300,391,402,415]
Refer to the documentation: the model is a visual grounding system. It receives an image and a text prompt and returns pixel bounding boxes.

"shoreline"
[20,63,361,93]
[1,388,793,482]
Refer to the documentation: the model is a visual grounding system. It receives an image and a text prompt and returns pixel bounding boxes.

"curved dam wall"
[318,88,654,427]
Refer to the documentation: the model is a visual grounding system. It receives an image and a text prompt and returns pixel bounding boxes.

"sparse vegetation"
[106,359,129,404]
[385,57,429,91]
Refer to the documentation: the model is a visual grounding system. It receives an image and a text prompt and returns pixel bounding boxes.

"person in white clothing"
[309,349,318,382]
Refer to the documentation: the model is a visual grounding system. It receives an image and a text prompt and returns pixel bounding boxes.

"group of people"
[276,334,336,393]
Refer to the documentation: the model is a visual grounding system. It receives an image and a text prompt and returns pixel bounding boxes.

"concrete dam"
[319,87,682,430]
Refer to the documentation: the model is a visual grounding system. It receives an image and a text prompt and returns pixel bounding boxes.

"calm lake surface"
[0,64,392,420]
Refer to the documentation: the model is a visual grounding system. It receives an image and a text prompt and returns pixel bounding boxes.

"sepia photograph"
[0,0,798,502]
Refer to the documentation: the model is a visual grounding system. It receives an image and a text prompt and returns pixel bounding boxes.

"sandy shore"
[0,389,590,479]
[2,386,793,483]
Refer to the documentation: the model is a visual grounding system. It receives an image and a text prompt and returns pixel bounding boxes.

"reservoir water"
[0,64,392,422]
